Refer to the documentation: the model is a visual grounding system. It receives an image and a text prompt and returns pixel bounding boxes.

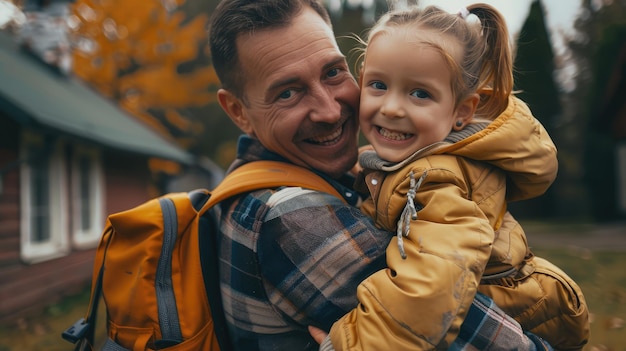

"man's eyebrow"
[268,76,299,93]
[267,56,347,92]
[323,56,347,71]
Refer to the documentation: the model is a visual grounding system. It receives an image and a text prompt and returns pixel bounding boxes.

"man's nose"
[309,86,342,123]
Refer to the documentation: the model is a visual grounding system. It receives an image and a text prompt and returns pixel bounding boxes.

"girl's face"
[359,27,471,163]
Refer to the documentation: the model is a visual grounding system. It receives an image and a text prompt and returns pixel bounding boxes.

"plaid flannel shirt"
[217,136,552,350]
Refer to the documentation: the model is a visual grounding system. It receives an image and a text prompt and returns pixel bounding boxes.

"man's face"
[225,7,360,178]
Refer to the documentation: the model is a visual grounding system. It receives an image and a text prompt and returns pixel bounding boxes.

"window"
[20,133,106,262]
[71,147,104,248]
[20,131,69,263]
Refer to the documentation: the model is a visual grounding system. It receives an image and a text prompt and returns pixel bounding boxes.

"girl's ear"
[453,93,480,130]
[217,89,253,135]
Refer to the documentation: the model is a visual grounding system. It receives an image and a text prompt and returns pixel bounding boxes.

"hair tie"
[458,7,481,27]
[458,7,470,19]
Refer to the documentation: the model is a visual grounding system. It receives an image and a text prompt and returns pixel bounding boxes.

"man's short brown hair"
[208,0,331,100]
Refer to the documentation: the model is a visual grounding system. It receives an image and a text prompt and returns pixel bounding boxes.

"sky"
[419,0,582,53]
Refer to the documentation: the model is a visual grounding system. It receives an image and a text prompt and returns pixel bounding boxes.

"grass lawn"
[0,248,624,350]
[0,286,107,351]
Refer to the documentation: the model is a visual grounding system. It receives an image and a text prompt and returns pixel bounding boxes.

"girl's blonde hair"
[361,3,513,120]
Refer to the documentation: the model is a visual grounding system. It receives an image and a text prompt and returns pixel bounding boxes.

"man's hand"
[308,325,328,344]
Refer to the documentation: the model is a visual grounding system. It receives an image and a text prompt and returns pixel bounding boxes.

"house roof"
[0,31,192,164]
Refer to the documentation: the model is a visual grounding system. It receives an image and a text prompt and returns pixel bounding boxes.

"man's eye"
[327,68,339,78]
[411,89,430,99]
[278,89,293,100]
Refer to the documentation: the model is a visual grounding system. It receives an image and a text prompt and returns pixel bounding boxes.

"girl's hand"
[308,325,328,344]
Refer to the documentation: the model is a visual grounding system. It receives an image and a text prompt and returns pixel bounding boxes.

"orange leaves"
[118,65,215,110]
[70,0,219,151]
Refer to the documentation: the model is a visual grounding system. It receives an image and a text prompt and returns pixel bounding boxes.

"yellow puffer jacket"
[329,97,588,349]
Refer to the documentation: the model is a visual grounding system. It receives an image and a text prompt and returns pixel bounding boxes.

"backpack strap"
[62,160,345,350]
[62,233,111,351]
[202,160,346,212]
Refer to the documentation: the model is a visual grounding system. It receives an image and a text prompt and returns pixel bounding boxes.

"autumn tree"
[70,0,240,168]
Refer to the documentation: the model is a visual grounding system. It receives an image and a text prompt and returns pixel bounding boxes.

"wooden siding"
[103,151,153,215]
[0,250,94,324]
[0,120,157,326]
[0,116,21,269]
[0,168,20,267]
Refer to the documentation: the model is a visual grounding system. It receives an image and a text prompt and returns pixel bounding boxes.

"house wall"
[103,151,154,215]
[0,119,157,325]
[0,250,95,325]
[0,117,64,325]
[0,116,21,269]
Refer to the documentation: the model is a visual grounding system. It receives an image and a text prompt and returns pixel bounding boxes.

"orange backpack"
[62,161,343,351]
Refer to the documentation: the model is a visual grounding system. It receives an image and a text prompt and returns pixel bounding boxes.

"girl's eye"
[370,81,386,90]
[411,89,430,99]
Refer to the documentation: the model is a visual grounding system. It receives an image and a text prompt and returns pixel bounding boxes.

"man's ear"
[453,93,480,130]
[358,61,365,88]
[217,88,253,135]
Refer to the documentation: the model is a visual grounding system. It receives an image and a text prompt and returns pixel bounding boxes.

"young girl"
[326,4,589,350]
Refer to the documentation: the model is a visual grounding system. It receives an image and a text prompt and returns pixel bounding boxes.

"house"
[0,29,197,325]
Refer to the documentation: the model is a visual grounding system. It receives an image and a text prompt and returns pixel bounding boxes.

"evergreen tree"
[510,0,560,218]
[514,0,561,135]
[567,0,626,221]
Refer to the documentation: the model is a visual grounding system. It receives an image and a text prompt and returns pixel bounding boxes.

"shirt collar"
[232,135,361,206]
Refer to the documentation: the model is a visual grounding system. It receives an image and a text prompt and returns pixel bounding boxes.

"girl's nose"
[380,94,406,119]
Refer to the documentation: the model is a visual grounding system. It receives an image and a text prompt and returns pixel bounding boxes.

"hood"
[360,96,558,202]
[437,96,558,201]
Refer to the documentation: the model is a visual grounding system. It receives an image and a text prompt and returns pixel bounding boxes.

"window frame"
[70,146,105,249]
[19,131,69,264]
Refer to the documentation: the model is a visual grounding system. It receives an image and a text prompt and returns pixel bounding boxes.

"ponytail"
[467,3,513,119]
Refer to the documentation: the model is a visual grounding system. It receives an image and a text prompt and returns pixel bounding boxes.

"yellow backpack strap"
[203,160,346,211]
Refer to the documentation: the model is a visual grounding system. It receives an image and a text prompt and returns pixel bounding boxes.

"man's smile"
[305,126,343,145]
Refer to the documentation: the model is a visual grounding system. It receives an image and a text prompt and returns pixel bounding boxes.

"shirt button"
[345,192,353,197]
[371,178,378,185]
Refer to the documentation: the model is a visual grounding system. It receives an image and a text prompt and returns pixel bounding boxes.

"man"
[208,1,551,350]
